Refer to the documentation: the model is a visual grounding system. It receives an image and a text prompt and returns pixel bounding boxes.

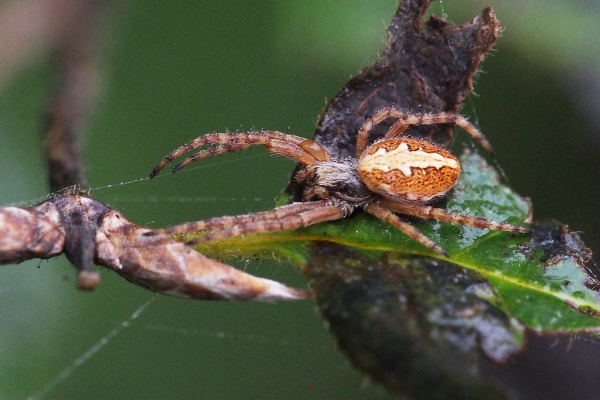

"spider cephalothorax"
[149,108,529,256]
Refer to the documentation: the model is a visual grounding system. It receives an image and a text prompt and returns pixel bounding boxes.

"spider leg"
[147,201,330,236]
[380,199,530,234]
[172,143,249,173]
[151,132,328,178]
[187,199,353,245]
[355,108,494,157]
[364,202,448,256]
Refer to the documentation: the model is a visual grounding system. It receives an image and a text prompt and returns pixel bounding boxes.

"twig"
[0,187,310,299]
[0,0,309,300]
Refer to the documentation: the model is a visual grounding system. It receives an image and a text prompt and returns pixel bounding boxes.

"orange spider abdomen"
[357,138,461,202]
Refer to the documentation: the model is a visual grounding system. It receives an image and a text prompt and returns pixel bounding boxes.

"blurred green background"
[1,1,599,399]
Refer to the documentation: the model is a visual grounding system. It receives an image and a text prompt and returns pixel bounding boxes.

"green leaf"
[188,150,600,333]
[182,149,600,398]
[305,243,521,399]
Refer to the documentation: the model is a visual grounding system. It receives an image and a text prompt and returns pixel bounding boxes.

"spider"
[148,108,530,256]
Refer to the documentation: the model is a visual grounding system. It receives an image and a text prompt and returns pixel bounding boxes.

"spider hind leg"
[381,199,531,235]
[355,107,494,158]
[364,202,448,256]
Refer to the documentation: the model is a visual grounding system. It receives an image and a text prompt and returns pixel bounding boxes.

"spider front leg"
[150,132,332,178]
[147,200,334,236]
[355,108,493,158]
[185,199,353,246]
